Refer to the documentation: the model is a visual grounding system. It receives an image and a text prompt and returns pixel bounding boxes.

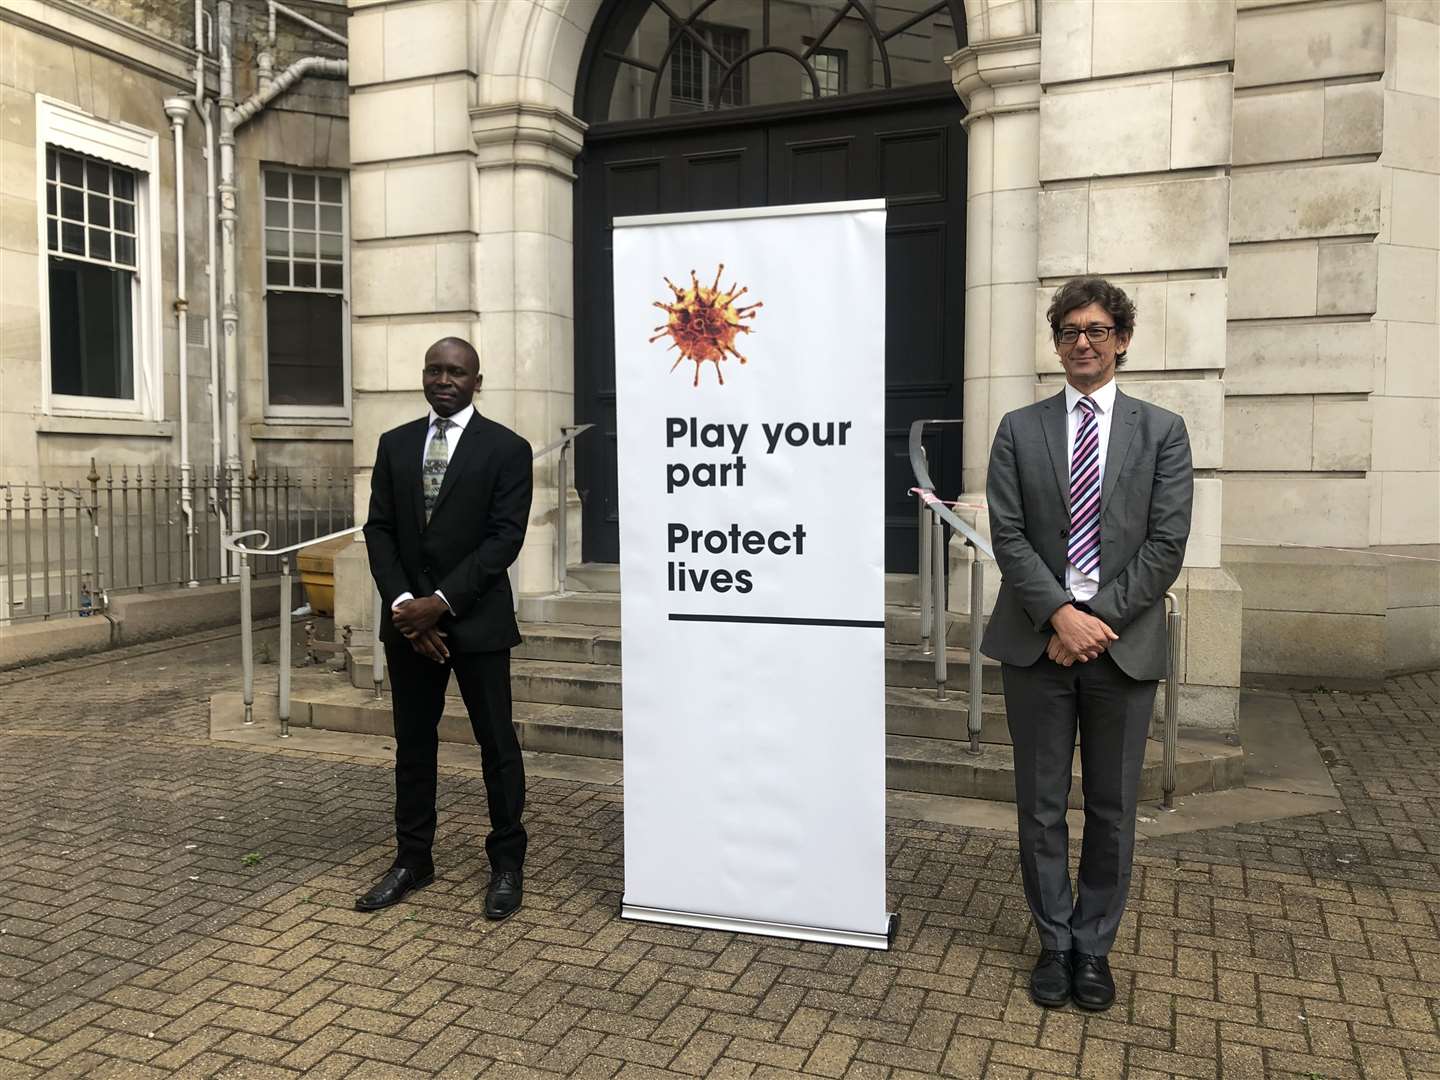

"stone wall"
[0,0,352,494]
[1222,0,1439,678]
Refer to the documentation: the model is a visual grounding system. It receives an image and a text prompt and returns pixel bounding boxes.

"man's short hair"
[426,336,480,373]
[1045,277,1137,365]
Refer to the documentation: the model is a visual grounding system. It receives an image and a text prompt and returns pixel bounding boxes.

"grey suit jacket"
[980,387,1193,682]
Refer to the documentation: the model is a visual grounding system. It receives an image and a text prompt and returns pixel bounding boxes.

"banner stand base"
[622,903,895,950]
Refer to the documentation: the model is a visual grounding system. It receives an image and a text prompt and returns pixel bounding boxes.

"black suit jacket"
[980,388,1193,682]
[364,412,533,654]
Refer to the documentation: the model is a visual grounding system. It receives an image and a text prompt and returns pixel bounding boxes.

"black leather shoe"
[484,869,523,921]
[354,865,433,912]
[1029,949,1072,1008]
[1071,952,1115,1011]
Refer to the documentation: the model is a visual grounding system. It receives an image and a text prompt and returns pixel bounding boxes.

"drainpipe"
[193,0,228,578]
[217,0,242,548]
[163,97,198,587]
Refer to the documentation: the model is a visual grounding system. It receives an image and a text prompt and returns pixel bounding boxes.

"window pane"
[114,235,135,266]
[318,232,341,258]
[266,291,344,406]
[86,160,110,193]
[48,257,135,399]
[267,259,289,286]
[265,199,288,227]
[46,147,56,180]
[293,262,316,288]
[60,186,83,221]
[265,228,289,257]
[265,171,288,198]
[318,176,342,202]
[294,203,315,230]
[88,228,111,262]
[291,173,315,200]
[319,261,343,290]
[114,202,134,233]
[58,152,83,185]
[319,204,342,232]
[61,222,84,255]
[112,169,134,200]
[47,219,57,250]
[46,184,56,215]
[294,231,316,257]
[88,193,110,227]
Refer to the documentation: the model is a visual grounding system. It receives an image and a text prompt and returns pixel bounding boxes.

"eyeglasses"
[1056,325,1117,345]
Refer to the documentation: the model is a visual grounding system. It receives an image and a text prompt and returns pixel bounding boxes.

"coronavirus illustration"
[649,264,763,387]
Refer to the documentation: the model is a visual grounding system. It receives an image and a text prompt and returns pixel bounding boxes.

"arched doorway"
[574,0,968,571]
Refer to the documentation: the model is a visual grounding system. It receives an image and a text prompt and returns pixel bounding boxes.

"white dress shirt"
[1063,378,1116,602]
[392,404,475,612]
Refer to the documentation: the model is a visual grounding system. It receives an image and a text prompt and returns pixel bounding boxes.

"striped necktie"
[423,417,452,521]
[1067,397,1101,575]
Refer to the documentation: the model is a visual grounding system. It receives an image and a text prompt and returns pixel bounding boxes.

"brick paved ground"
[0,631,1437,1079]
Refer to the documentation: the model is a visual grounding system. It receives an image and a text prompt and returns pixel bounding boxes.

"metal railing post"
[918,496,932,655]
[372,585,384,697]
[278,555,292,737]
[968,550,983,754]
[1163,591,1181,809]
[556,438,570,595]
[932,511,947,700]
[240,551,254,724]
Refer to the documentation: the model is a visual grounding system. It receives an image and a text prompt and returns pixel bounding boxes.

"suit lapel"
[397,418,429,532]
[429,416,483,521]
[1040,391,1071,514]
[1101,389,1140,516]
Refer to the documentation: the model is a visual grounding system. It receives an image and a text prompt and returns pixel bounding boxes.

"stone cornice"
[0,0,207,90]
[469,103,588,179]
[946,33,1041,119]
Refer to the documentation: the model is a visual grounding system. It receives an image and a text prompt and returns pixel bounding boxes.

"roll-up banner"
[613,200,891,949]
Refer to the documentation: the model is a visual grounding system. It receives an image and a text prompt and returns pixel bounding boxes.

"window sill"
[250,422,354,441]
[37,416,175,438]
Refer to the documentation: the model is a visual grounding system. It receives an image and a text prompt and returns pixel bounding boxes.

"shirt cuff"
[391,591,414,610]
[433,590,453,614]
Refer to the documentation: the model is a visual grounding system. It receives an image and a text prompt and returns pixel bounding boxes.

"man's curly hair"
[1046,277,1137,366]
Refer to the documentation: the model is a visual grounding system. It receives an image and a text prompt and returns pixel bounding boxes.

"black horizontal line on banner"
[668,614,886,629]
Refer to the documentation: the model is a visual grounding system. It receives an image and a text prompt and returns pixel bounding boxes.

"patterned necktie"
[1067,397,1101,575]
[423,417,452,521]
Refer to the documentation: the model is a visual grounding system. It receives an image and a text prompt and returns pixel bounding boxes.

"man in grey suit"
[981,277,1193,1012]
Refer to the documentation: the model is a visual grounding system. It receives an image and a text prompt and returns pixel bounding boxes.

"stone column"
[334,0,482,632]
[1033,0,1240,728]
[470,103,586,594]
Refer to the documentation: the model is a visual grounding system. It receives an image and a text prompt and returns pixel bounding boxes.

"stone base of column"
[514,479,583,596]
[333,537,374,635]
[1224,545,1440,683]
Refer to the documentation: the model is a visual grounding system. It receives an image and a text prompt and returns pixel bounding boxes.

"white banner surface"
[614,201,890,948]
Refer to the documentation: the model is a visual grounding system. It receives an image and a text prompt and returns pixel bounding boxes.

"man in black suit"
[357,337,533,920]
[981,278,1193,1012]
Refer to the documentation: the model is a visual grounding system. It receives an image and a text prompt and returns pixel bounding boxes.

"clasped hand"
[392,595,450,663]
[1047,603,1118,667]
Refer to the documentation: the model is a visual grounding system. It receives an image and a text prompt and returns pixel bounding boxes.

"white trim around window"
[35,95,163,421]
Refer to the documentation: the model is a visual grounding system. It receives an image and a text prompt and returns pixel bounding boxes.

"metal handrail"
[222,525,362,736]
[907,420,987,753]
[529,423,593,598]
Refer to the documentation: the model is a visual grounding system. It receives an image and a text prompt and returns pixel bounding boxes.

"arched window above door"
[580,0,967,124]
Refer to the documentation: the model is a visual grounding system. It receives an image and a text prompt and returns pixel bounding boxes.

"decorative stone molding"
[947,34,1042,125]
[469,102,588,178]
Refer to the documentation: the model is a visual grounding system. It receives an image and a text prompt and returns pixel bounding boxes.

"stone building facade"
[0,0,351,494]
[345,0,1434,715]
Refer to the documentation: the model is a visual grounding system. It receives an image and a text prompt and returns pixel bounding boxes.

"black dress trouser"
[385,642,527,873]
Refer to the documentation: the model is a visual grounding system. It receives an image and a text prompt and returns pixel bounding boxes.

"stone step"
[269,673,1243,804]
[884,605,980,647]
[885,732,1245,807]
[518,592,619,627]
[353,639,1001,697]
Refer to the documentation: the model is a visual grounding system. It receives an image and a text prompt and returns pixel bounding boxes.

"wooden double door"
[574,86,966,572]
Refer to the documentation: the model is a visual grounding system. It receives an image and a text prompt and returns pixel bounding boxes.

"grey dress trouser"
[1001,652,1157,956]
